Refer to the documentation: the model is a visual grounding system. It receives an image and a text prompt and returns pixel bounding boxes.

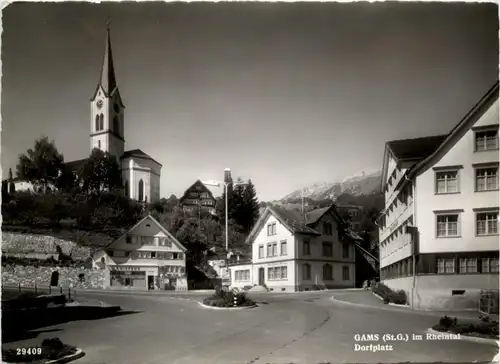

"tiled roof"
[65,158,89,173]
[386,135,447,162]
[269,206,322,235]
[121,149,162,166]
[305,207,331,225]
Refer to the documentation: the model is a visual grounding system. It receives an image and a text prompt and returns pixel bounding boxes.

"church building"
[7,27,162,204]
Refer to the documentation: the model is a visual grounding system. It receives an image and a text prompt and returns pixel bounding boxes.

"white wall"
[252,213,295,262]
[416,99,499,254]
[229,264,253,289]
[121,157,161,203]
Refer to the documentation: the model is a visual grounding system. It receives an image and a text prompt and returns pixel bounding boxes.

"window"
[436,214,459,237]
[272,243,278,257]
[235,270,250,281]
[113,116,119,134]
[98,140,101,149]
[172,253,179,259]
[476,167,499,191]
[126,235,132,244]
[322,242,333,257]
[266,244,272,257]
[322,264,333,280]
[482,258,500,273]
[342,242,349,258]
[475,129,498,151]
[437,258,455,274]
[302,263,311,280]
[125,181,129,197]
[477,212,499,236]
[323,222,333,236]
[258,245,264,258]
[95,115,100,131]
[436,171,459,194]
[99,114,104,131]
[342,266,349,280]
[280,241,287,256]
[303,240,311,255]
[459,258,477,273]
[267,222,277,236]
[141,236,155,245]
[138,179,144,201]
[268,266,287,280]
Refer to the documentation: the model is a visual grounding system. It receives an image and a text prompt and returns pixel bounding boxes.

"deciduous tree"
[16,136,64,192]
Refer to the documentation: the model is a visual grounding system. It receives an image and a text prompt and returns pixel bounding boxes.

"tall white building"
[378,82,499,310]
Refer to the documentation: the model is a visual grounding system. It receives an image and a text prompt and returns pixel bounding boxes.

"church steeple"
[99,22,117,96]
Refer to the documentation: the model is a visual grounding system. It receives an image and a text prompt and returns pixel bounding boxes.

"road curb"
[426,328,500,347]
[197,302,258,310]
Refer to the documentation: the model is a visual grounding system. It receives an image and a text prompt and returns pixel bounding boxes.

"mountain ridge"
[278,169,382,203]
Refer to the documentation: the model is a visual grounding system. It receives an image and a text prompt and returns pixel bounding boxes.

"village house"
[378,82,499,310]
[229,205,361,292]
[92,214,188,291]
[179,179,218,216]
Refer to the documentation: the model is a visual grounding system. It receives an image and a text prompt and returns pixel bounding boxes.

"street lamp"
[203,178,248,259]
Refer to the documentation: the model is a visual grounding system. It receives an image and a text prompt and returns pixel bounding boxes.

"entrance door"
[148,275,154,290]
[258,268,265,286]
[50,271,59,286]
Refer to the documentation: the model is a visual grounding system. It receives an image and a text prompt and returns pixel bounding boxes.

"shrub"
[373,283,407,305]
[202,291,255,308]
[439,315,455,329]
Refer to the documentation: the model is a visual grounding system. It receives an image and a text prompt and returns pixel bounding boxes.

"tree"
[80,148,122,194]
[16,136,64,192]
[56,165,78,193]
[241,179,259,233]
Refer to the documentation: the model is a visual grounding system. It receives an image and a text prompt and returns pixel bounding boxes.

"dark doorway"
[148,275,154,290]
[50,271,59,287]
[258,268,265,286]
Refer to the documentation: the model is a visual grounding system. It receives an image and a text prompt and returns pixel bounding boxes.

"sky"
[1,2,498,202]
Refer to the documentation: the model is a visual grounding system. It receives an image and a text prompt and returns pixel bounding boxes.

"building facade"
[179,180,217,216]
[6,27,162,203]
[92,214,187,291]
[229,205,356,292]
[379,82,499,310]
[337,204,364,232]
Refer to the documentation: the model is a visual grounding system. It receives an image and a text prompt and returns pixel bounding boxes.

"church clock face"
[96,100,103,109]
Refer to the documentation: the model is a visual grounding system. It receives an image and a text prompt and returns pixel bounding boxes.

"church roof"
[98,26,117,96]
[121,149,162,167]
[65,158,88,174]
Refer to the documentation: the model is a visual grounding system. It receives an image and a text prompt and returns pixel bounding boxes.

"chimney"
[224,168,232,183]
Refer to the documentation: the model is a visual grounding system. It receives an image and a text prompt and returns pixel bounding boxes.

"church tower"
[90,25,125,162]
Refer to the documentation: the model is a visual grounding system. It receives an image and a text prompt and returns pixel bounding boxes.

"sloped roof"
[386,135,448,163]
[305,206,331,225]
[269,206,321,235]
[102,214,186,252]
[65,158,89,173]
[179,180,216,203]
[121,149,162,167]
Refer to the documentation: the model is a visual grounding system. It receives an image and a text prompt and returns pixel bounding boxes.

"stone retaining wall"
[2,265,106,289]
[2,232,92,260]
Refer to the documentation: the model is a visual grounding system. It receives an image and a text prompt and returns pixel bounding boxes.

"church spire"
[99,20,117,95]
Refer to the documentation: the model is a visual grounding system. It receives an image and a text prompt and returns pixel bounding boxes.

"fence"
[479,289,499,315]
[2,283,76,301]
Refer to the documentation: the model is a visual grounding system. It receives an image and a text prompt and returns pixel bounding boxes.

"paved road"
[3,290,498,364]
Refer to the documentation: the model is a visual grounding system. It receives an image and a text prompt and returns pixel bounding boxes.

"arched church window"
[125,181,129,197]
[138,179,144,202]
[113,116,119,135]
[95,115,100,131]
[99,114,104,131]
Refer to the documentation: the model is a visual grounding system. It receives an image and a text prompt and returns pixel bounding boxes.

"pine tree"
[241,179,259,234]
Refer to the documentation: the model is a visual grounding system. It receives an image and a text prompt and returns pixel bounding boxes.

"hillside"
[279,169,382,203]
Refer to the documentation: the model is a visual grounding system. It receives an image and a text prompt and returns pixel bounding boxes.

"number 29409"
[17,348,42,355]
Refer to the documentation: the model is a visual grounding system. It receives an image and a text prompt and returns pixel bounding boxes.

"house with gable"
[92,214,188,291]
[378,82,499,310]
[229,205,360,292]
[179,179,218,216]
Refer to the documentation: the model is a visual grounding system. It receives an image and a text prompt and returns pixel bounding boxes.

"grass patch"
[432,315,499,340]
[2,338,77,363]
